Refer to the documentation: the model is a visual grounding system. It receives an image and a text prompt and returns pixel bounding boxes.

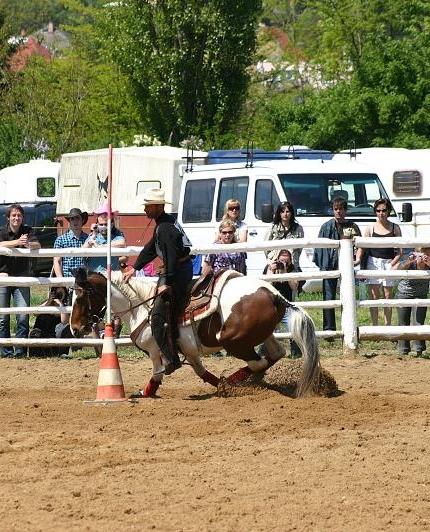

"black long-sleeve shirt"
[133,212,190,285]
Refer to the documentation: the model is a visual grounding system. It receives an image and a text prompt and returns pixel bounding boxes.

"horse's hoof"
[129,390,145,400]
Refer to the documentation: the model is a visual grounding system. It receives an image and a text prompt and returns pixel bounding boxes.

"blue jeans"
[0,284,30,357]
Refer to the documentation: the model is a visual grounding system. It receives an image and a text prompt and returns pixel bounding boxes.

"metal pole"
[106,144,113,325]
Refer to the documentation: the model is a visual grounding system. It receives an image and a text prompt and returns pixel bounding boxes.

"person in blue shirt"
[53,208,89,350]
[83,207,126,273]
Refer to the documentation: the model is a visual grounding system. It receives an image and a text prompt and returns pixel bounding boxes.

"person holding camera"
[263,248,301,357]
[265,201,304,270]
[0,204,40,357]
[83,204,126,273]
[393,247,430,356]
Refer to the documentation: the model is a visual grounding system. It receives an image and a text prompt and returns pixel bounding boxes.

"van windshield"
[278,173,388,216]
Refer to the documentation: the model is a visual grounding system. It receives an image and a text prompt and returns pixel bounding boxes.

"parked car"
[0,202,58,276]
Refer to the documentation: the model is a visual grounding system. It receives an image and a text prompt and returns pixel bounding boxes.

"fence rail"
[0,236,429,352]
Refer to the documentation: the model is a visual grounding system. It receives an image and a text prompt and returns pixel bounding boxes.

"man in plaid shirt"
[53,208,89,353]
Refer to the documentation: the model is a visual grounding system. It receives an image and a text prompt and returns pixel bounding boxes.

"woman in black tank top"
[363,198,402,326]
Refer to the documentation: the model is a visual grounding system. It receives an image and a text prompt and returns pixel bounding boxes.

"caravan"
[335,147,430,236]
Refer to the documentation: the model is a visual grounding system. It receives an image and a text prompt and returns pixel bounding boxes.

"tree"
[243,0,430,150]
[0,55,144,164]
[101,0,262,145]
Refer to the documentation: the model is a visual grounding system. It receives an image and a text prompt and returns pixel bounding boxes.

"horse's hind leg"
[258,335,287,368]
[225,337,286,385]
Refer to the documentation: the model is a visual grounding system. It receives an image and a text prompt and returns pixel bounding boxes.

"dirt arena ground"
[1,353,430,531]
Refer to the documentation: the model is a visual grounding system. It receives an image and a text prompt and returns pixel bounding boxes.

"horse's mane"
[109,270,157,302]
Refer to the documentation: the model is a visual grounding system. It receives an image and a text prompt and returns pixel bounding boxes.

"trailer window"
[37,177,56,197]
[393,170,421,195]
[255,179,280,219]
[216,176,249,221]
[182,179,215,222]
[136,180,161,195]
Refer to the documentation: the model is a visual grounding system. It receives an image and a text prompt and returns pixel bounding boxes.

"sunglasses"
[98,223,108,226]
[69,216,81,221]
[376,208,388,213]
[228,206,240,211]
[281,209,291,213]
[221,230,234,235]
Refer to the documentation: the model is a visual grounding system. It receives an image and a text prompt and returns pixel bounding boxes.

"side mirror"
[401,202,412,223]
[261,203,274,223]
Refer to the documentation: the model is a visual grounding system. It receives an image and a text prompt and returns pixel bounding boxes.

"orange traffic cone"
[85,324,126,404]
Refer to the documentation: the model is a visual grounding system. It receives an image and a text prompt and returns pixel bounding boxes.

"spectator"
[83,203,126,272]
[203,220,247,275]
[263,248,300,357]
[53,208,88,346]
[360,198,401,326]
[0,204,40,358]
[313,197,361,335]
[393,247,430,356]
[265,200,304,270]
[219,198,248,243]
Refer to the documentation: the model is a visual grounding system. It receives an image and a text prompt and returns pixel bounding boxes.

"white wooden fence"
[0,237,429,353]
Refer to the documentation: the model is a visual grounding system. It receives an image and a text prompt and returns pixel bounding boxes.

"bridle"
[73,274,159,331]
[72,283,107,331]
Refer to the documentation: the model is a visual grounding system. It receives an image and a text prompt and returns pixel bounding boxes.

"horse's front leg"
[130,336,165,399]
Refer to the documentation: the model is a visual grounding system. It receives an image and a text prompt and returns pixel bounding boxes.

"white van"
[177,156,411,277]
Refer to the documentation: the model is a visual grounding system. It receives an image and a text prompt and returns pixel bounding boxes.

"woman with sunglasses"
[219,199,248,243]
[203,220,247,275]
[265,201,304,270]
[361,198,402,326]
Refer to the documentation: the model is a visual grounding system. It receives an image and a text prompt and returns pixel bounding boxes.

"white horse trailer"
[0,158,59,204]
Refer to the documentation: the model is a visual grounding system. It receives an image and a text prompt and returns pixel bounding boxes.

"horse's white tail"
[287,305,320,397]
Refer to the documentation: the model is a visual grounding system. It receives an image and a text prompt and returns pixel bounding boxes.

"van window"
[255,179,280,219]
[183,179,215,222]
[216,176,249,220]
[37,177,56,197]
[136,180,161,195]
[278,173,386,216]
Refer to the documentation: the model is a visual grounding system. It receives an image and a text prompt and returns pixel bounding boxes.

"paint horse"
[70,268,320,398]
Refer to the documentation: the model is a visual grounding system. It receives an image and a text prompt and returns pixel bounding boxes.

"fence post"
[339,238,358,353]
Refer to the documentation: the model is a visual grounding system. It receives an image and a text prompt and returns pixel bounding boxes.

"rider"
[122,188,193,375]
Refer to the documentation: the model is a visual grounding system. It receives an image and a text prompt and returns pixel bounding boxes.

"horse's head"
[70,268,107,337]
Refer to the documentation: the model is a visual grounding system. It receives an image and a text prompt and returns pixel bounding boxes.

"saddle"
[180,269,242,326]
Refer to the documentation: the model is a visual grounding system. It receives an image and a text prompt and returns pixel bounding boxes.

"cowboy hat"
[94,201,119,216]
[141,188,171,205]
[65,208,88,225]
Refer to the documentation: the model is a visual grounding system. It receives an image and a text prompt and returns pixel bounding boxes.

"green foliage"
[238,0,430,151]
[101,0,262,145]
[0,0,70,33]
[0,55,144,163]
